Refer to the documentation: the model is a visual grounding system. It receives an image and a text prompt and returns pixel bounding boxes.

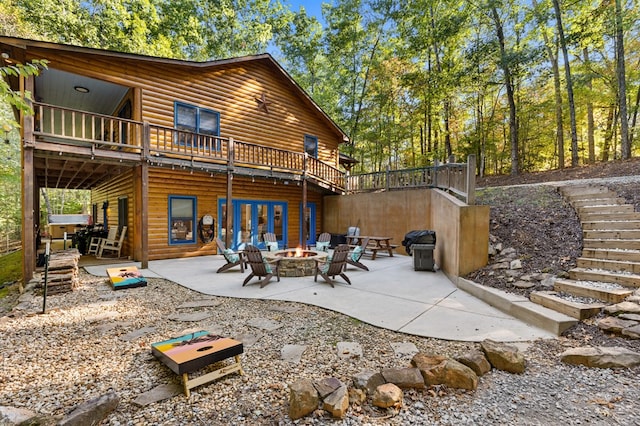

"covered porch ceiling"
[33,68,131,190]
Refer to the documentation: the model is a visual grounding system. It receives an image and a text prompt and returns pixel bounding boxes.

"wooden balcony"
[29,103,474,202]
[30,102,345,192]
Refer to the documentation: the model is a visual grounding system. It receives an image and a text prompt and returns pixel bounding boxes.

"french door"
[218,199,287,250]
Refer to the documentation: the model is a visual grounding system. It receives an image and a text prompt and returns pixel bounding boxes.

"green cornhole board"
[106,266,147,290]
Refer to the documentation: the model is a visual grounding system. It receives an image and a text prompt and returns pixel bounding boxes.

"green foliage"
[0,250,22,286]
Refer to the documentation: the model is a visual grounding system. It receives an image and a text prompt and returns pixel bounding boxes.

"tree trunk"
[584,48,596,164]
[615,0,630,159]
[552,0,579,167]
[532,0,565,169]
[490,6,519,175]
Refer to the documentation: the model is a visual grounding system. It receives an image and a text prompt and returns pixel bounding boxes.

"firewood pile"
[41,248,81,294]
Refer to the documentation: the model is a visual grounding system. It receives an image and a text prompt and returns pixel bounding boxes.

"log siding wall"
[28,48,343,165]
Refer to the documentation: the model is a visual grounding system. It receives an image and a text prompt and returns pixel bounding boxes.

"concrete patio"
[83,252,557,343]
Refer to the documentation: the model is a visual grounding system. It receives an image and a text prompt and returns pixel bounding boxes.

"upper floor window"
[174,102,220,148]
[304,135,318,158]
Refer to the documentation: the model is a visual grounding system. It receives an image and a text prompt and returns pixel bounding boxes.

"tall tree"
[552,0,579,167]
[532,0,565,168]
[489,3,519,175]
[614,0,630,159]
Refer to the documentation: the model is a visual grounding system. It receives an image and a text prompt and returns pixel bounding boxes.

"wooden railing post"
[225,138,234,248]
[302,153,308,248]
[466,154,476,205]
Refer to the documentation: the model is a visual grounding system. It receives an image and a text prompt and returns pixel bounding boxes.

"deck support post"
[301,154,308,248]
[225,138,234,248]
[21,74,36,290]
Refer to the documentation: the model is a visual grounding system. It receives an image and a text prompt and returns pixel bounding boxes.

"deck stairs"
[529,184,640,320]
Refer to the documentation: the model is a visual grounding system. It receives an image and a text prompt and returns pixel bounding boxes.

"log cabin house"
[1,36,350,283]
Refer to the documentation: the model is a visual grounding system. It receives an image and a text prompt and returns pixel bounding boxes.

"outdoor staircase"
[529,184,640,321]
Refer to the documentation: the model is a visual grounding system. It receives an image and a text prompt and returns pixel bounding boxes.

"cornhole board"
[151,331,244,397]
[106,266,147,290]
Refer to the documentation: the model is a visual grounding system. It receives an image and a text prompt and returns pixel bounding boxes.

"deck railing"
[345,156,476,204]
[30,103,474,202]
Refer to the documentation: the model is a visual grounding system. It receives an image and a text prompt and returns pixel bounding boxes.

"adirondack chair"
[215,237,246,273]
[87,226,117,255]
[263,232,279,251]
[346,236,370,271]
[97,226,127,258]
[242,245,280,288]
[315,232,331,252]
[314,244,351,287]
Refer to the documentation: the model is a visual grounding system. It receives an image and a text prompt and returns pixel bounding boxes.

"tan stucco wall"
[323,188,489,279]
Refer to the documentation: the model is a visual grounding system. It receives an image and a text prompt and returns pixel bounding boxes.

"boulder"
[560,346,640,369]
[411,353,478,390]
[322,384,349,419]
[288,378,319,420]
[604,301,640,316]
[456,350,492,377]
[622,324,640,339]
[314,377,342,399]
[381,367,425,389]
[372,383,403,409]
[480,339,525,374]
[58,391,119,426]
[597,316,638,334]
[352,370,386,395]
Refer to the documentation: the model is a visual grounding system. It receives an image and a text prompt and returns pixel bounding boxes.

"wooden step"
[530,291,605,319]
[583,238,640,250]
[578,212,640,221]
[571,198,627,208]
[583,229,640,239]
[569,267,640,287]
[560,185,610,198]
[582,248,640,263]
[577,257,640,274]
[577,205,635,215]
[582,220,640,230]
[553,279,633,304]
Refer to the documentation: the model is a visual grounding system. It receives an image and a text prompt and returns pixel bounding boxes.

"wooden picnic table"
[349,236,397,260]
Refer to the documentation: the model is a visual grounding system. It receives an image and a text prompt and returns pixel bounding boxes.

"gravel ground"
[2,271,640,425]
[3,159,640,425]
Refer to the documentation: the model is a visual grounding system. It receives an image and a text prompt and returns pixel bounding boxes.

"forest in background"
[1,0,639,239]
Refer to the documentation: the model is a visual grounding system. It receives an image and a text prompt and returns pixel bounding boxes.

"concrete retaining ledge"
[457,278,578,336]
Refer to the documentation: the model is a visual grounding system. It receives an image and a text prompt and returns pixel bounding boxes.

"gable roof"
[0,36,349,143]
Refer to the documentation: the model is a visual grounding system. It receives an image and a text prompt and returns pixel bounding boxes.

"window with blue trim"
[175,102,220,148]
[169,195,196,244]
[304,135,318,158]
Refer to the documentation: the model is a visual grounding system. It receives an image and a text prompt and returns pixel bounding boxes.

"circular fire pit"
[264,249,328,277]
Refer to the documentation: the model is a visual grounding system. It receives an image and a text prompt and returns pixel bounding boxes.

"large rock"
[480,339,525,374]
[560,346,640,369]
[58,391,119,426]
[410,353,478,390]
[288,378,319,420]
[604,301,640,315]
[456,350,492,377]
[352,370,386,395]
[381,367,425,389]
[622,324,640,339]
[372,383,403,409]
[322,384,349,419]
[597,316,638,334]
[314,377,342,399]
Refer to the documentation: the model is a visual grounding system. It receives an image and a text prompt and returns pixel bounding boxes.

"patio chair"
[314,244,351,287]
[87,226,117,255]
[346,237,369,271]
[97,226,127,258]
[315,232,331,252]
[264,232,279,251]
[216,238,246,273]
[242,245,280,288]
